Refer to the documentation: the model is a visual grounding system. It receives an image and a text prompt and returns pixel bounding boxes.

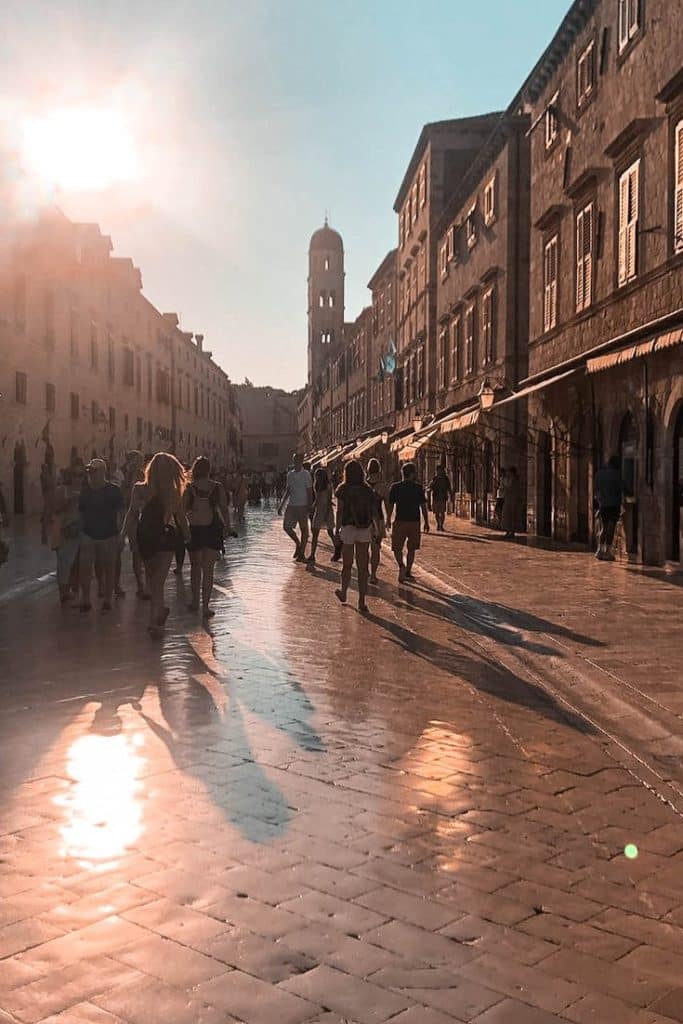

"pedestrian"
[278,452,313,561]
[386,461,430,583]
[233,468,247,520]
[40,461,56,545]
[495,470,506,526]
[124,452,190,638]
[78,458,124,613]
[594,455,624,561]
[184,456,232,617]
[428,463,454,532]
[501,466,522,540]
[308,467,341,564]
[50,467,82,603]
[366,458,388,584]
[334,459,377,614]
[122,451,150,598]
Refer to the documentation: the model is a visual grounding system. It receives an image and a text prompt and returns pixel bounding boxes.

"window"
[450,315,461,381]
[328,292,335,308]
[543,235,559,332]
[15,371,27,404]
[437,327,448,390]
[107,336,115,381]
[137,416,143,439]
[45,382,55,412]
[577,41,595,107]
[576,201,594,311]
[446,225,457,264]
[319,292,325,307]
[324,256,330,271]
[109,406,116,431]
[484,175,496,226]
[618,161,639,285]
[618,0,640,53]
[70,393,79,420]
[13,275,26,332]
[439,241,448,280]
[418,163,427,207]
[44,288,55,346]
[482,287,495,365]
[545,92,559,149]
[411,182,418,224]
[90,325,98,370]
[91,400,99,424]
[465,304,476,375]
[674,122,683,253]
[466,204,477,250]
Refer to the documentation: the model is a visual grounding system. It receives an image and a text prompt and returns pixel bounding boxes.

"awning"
[398,429,438,461]
[587,328,683,374]
[438,406,480,434]
[493,367,582,407]
[320,445,343,466]
[390,430,416,453]
[344,431,385,462]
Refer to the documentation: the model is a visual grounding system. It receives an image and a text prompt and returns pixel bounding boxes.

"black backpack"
[346,484,374,529]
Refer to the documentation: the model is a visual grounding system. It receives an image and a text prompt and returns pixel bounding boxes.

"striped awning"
[344,431,385,462]
[438,406,480,434]
[587,328,683,374]
[398,429,438,461]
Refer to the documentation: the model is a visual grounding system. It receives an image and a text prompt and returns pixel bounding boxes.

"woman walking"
[334,459,378,615]
[308,467,341,565]
[123,452,190,638]
[366,458,388,584]
[50,467,83,603]
[122,451,149,598]
[183,457,231,617]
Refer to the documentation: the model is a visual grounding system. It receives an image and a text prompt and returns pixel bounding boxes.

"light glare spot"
[624,843,639,860]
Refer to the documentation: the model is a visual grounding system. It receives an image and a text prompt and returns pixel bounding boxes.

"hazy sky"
[3,0,569,390]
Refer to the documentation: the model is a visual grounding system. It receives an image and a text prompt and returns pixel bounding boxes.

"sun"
[21,107,138,192]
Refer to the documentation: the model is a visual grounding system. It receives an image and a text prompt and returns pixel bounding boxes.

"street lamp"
[478,379,495,411]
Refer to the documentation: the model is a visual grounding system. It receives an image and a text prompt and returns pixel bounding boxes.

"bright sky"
[2,0,569,391]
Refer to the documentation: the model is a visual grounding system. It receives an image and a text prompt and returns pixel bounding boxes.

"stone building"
[393,116,503,433]
[235,384,299,473]
[0,209,240,516]
[424,114,531,523]
[368,250,398,433]
[518,0,683,564]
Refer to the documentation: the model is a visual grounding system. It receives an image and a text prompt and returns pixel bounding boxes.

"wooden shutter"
[576,205,593,311]
[576,211,585,311]
[675,122,683,253]
[618,0,629,50]
[544,237,558,332]
[618,163,639,285]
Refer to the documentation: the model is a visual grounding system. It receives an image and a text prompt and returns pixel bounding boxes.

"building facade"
[368,250,398,432]
[520,0,683,563]
[0,210,240,516]
[235,384,299,472]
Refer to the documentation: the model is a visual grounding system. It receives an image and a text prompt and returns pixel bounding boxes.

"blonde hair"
[144,452,186,516]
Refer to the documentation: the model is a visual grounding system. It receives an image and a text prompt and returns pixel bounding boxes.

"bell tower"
[307,219,345,386]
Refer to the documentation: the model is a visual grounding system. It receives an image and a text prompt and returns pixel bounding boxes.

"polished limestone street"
[1,507,683,1024]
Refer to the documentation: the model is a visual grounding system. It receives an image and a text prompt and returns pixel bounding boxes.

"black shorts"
[188,522,223,552]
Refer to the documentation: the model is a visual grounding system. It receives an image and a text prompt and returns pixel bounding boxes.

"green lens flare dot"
[624,843,639,860]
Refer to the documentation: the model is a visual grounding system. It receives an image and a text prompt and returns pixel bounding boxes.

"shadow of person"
[412,582,603,650]
[365,608,595,735]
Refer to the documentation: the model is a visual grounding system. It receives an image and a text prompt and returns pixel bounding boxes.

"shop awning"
[390,430,416,453]
[587,328,683,374]
[492,367,583,407]
[438,406,480,434]
[398,429,438,461]
[344,431,385,462]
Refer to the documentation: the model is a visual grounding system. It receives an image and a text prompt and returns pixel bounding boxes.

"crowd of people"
[277,452,440,615]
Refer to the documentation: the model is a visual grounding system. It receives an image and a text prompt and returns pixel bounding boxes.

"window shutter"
[619,163,639,284]
[628,0,639,37]
[576,211,585,311]
[544,238,558,333]
[675,122,683,253]
[583,204,593,306]
[618,0,628,50]
[618,172,629,284]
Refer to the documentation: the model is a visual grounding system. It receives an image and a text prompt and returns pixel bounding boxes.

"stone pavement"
[1,505,683,1024]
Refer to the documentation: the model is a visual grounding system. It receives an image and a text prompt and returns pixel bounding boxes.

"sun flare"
[20,107,138,192]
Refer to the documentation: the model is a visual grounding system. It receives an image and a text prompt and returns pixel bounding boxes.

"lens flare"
[624,843,639,860]
[20,107,138,192]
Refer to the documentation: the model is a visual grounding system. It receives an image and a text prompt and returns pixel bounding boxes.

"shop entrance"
[673,406,683,562]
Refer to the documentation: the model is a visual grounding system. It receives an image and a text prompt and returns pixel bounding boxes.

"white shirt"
[287,468,312,507]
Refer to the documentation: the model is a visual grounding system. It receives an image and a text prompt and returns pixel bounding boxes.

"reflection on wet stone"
[1,507,683,1023]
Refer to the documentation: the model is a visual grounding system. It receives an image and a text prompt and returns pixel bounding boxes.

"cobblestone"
[1,506,683,1022]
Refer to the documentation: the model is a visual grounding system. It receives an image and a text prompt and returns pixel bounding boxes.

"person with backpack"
[183,456,233,617]
[122,452,190,638]
[334,459,378,615]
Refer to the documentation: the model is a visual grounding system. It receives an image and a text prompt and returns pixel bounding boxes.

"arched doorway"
[673,406,683,562]
[619,412,638,554]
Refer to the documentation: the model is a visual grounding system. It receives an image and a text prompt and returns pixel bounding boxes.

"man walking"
[594,456,624,561]
[79,459,124,612]
[278,452,313,561]
[428,464,453,532]
[386,462,429,583]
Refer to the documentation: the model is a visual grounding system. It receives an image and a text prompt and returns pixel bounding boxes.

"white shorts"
[340,525,372,545]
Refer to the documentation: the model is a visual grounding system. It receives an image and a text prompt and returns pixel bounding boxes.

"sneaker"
[335,588,347,604]
[404,572,415,581]
[398,565,406,583]
[305,555,315,564]
[358,602,369,616]
[369,574,378,585]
